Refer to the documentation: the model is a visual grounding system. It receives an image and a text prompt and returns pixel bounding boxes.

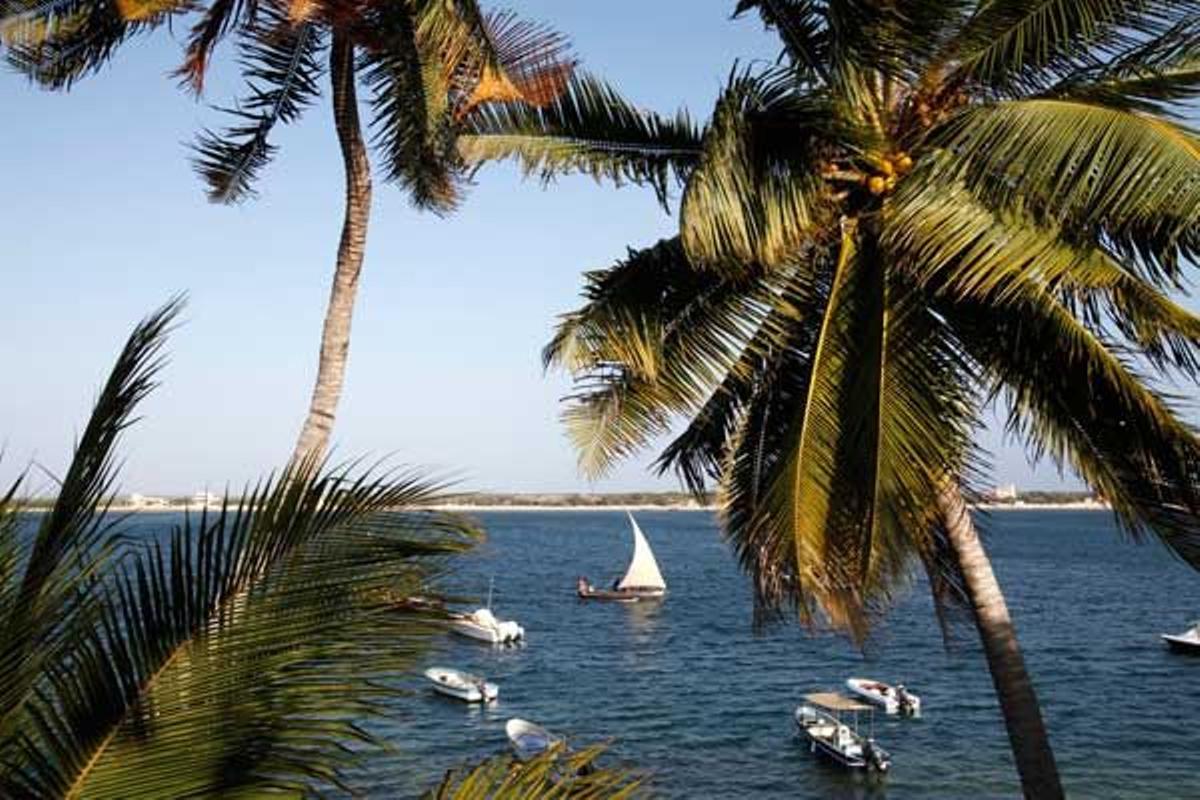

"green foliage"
[474,0,1200,636]
[423,745,644,800]
[0,301,483,798]
[1,0,575,207]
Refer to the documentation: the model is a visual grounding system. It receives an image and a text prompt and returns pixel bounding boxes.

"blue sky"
[0,2,1143,495]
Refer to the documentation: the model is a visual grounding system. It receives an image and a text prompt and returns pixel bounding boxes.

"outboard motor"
[864,739,890,772]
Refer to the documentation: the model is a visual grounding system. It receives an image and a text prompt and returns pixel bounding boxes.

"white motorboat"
[424,667,498,703]
[1162,621,1200,654]
[447,607,525,644]
[846,677,921,716]
[794,693,890,773]
[506,718,562,759]
[577,513,667,602]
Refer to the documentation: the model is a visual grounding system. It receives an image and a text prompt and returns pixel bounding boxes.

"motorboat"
[794,693,890,773]
[577,513,666,602]
[447,607,525,644]
[506,718,563,759]
[1162,621,1200,654]
[424,667,498,703]
[846,677,921,716]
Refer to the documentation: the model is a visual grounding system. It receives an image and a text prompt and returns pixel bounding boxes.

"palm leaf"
[360,1,461,212]
[459,72,701,207]
[191,5,325,203]
[947,285,1200,566]
[937,0,1192,94]
[925,99,1200,282]
[424,744,643,799]
[679,67,837,270]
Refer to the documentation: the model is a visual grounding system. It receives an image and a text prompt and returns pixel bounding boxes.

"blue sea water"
[132,509,1200,798]
[375,510,1200,799]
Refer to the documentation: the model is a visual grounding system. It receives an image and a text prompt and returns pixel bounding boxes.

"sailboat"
[577,513,667,602]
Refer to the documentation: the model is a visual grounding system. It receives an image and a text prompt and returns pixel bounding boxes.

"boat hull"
[506,718,562,760]
[846,678,920,716]
[425,668,498,703]
[577,587,664,602]
[1162,634,1200,654]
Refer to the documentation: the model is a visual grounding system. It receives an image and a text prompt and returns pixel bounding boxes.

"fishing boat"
[794,693,891,773]
[447,579,525,644]
[1162,621,1200,654]
[577,513,666,602]
[846,677,921,716]
[424,667,498,703]
[506,718,563,759]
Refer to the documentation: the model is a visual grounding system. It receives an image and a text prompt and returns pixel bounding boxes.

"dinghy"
[506,718,563,759]
[794,693,890,773]
[577,514,666,602]
[424,667,498,703]
[1162,621,1200,654]
[846,677,921,716]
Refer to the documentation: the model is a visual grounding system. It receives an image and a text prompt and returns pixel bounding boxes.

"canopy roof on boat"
[805,692,873,712]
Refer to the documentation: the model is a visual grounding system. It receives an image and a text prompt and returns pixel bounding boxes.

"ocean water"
[128,509,1200,798]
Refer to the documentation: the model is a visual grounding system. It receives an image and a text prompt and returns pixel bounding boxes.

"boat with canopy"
[794,692,891,772]
[577,513,666,602]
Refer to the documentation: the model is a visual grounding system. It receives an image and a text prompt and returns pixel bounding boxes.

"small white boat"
[506,718,562,759]
[424,667,498,703]
[846,677,921,716]
[578,513,667,602]
[1162,621,1200,654]
[794,693,890,773]
[447,607,525,644]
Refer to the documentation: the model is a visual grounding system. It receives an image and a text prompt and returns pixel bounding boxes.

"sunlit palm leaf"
[424,744,643,799]
[459,73,701,206]
[927,100,1200,280]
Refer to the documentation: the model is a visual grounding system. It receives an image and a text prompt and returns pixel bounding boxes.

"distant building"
[992,484,1018,501]
[128,493,169,509]
[191,490,221,508]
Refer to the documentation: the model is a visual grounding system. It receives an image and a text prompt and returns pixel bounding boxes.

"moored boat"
[424,667,498,703]
[1162,621,1200,654]
[578,513,667,602]
[846,677,921,716]
[447,607,525,644]
[506,718,563,759]
[794,693,890,773]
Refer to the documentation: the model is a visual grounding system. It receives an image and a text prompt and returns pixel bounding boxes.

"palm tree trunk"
[291,32,372,465]
[939,484,1064,799]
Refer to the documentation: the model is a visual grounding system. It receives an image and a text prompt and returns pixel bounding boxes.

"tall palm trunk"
[291,32,373,464]
[939,484,1064,800]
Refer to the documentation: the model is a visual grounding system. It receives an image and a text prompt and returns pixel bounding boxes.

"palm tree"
[0,0,572,464]
[460,3,1200,797]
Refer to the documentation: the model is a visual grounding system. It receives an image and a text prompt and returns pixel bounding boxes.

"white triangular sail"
[618,513,666,591]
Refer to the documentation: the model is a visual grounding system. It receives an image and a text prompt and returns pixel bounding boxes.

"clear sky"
[1,2,1169,496]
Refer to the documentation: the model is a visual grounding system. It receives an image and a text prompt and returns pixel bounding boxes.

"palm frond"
[173,0,250,95]
[459,72,701,207]
[732,0,829,81]
[1045,49,1200,116]
[0,298,181,757]
[3,458,477,798]
[360,2,461,212]
[925,100,1200,283]
[948,286,1200,567]
[680,67,837,269]
[545,238,765,478]
[937,0,1193,95]
[884,179,1200,378]
[191,5,325,204]
[424,745,643,799]
[1,0,155,88]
